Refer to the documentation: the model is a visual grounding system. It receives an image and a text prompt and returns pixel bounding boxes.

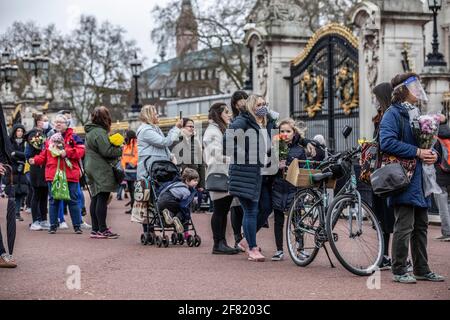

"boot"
[234,233,244,251]
[212,239,239,255]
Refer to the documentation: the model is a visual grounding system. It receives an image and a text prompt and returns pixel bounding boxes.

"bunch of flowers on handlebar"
[49,133,72,169]
[412,114,442,197]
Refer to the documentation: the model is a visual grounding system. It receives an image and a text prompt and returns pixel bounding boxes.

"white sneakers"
[80,222,92,230]
[59,222,69,230]
[30,221,50,231]
[30,221,43,231]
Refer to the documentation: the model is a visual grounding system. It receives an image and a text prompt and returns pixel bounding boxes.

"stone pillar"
[244,0,311,119]
[351,0,431,140]
[421,66,450,114]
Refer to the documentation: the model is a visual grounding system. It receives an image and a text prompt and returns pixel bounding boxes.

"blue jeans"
[58,183,84,223]
[48,182,82,228]
[15,194,25,216]
[239,176,273,250]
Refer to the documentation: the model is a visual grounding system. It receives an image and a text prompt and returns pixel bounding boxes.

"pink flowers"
[414,115,440,149]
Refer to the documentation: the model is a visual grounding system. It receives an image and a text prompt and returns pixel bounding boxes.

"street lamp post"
[425,0,447,67]
[22,36,50,82]
[130,53,143,113]
[0,47,19,89]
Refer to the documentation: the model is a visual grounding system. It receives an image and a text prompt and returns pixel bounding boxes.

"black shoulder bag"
[370,114,415,198]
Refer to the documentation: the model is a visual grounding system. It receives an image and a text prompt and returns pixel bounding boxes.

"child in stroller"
[138,160,202,247]
[158,168,199,239]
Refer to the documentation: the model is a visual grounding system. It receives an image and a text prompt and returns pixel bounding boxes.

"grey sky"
[0,0,174,68]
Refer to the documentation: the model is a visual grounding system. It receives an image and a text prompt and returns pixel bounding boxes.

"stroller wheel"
[140,234,148,246]
[163,235,170,248]
[194,235,201,247]
[187,235,194,247]
[155,236,163,248]
[148,233,155,245]
[178,233,185,245]
[171,233,178,245]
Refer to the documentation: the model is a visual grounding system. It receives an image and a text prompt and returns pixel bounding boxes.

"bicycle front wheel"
[325,194,384,276]
[286,189,322,267]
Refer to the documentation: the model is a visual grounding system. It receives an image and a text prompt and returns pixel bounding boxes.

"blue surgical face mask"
[255,105,269,117]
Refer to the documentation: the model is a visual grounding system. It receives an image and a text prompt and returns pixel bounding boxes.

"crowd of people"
[0,72,448,285]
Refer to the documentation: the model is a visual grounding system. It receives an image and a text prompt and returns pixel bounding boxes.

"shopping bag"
[52,158,71,201]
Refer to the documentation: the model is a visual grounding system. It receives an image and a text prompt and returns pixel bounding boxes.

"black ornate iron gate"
[290,24,359,152]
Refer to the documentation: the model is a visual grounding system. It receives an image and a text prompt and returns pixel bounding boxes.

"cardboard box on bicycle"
[285,159,335,189]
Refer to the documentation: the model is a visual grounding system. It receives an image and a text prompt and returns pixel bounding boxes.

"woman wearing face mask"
[25,114,51,231]
[8,124,29,222]
[226,94,277,262]
[379,73,445,283]
[30,114,85,234]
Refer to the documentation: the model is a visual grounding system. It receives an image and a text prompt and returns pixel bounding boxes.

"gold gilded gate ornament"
[336,65,359,115]
[300,69,324,118]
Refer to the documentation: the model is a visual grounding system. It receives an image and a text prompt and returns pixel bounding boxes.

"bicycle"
[286,127,384,276]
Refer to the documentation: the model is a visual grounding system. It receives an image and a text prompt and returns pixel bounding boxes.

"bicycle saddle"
[311,172,333,183]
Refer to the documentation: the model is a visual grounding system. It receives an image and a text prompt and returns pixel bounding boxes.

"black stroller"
[140,160,202,248]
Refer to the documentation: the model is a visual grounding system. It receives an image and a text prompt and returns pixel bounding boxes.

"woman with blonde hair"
[225,94,277,262]
[271,118,307,261]
[136,105,183,235]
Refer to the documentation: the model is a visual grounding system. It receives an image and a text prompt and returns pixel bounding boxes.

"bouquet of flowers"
[29,132,45,150]
[109,133,125,147]
[413,114,442,197]
[273,133,289,161]
[413,115,441,149]
[49,133,72,169]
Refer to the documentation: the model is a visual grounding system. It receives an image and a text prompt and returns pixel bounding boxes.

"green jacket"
[84,123,123,197]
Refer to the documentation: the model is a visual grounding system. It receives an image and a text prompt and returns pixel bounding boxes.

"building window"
[180,72,185,82]
[208,69,214,79]
[187,71,192,81]
[201,69,206,80]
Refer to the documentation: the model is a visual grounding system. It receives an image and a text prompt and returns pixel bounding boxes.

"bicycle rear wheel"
[326,194,384,276]
[286,189,322,267]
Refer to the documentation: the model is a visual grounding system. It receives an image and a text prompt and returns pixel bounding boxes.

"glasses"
[185,125,195,129]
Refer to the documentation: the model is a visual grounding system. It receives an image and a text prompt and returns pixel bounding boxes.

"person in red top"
[30,114,85,234]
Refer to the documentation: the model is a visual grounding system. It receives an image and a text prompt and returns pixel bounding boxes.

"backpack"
[359,139,381,184]
[438,137,450,173]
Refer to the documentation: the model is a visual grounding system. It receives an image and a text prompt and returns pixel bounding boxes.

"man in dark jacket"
[0,102,17,268]
[434,115,450,241]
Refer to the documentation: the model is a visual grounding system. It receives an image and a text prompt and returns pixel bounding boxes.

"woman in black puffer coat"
[271,119,307,261]
[7,124,28,221]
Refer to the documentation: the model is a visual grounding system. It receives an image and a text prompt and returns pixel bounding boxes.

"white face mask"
[43,121,50,130]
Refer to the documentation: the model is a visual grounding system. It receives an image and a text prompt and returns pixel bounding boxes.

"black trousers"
[90,192,110,233]
[392,205,431,276]
[274,209,285,251]
[230,205,244,239]
[31,186,48,223]
[211,196,233,243]
[0,185,16,255]
[126,180,135,208]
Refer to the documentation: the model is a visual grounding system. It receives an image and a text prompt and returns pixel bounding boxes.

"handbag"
[52,158,71,201]
[205,173,229,192]
[111,163,125,185]
[370,163,410,198]
[370,112,416,198]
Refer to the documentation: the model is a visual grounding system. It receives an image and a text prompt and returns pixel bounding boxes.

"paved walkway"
[0,197,449,300]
